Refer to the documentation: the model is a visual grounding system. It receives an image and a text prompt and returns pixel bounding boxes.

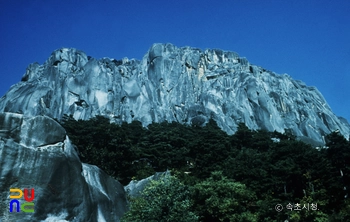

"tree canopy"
[61,115,350,221]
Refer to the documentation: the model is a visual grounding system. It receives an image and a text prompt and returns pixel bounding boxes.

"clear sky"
[1,0,349,121]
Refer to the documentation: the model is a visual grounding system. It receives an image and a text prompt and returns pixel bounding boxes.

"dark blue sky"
[1,0,350,121]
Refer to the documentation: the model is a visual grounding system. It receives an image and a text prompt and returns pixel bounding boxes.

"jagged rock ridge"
[0,43,349,144]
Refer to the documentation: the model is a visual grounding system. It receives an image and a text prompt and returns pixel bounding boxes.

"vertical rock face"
[0,113,127,222]
[0,43,349,144]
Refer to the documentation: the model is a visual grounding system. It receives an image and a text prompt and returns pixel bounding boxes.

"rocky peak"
[0,43,349,144]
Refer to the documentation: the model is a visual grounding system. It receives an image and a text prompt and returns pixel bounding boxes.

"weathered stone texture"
[0,113,127,222]
[1,43,349,144]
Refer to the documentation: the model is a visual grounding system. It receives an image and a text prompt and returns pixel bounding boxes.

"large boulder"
[0,112,127,221]
[124,171,170,198]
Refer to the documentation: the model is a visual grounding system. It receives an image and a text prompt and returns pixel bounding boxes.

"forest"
[61,115,350,221]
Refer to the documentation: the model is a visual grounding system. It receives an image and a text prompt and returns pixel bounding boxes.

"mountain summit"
[1,43,348,144]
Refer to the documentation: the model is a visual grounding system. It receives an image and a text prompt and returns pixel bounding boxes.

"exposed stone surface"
[124,171,170,198]
[0,44,349,144]
[0,112,127,222]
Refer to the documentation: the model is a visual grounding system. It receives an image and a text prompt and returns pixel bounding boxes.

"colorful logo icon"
[9,188,35,213]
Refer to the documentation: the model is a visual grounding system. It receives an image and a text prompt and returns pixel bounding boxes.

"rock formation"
[0,112,127,221]
[1,43,348,144]
[1,42,349,221]
[125,171,170,198]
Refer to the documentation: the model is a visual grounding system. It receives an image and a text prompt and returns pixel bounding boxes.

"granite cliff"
[1,43,349,221]
[0,113,127,221]
[1,43,348,144]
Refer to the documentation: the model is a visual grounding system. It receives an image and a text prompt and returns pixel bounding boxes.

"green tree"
[61,115,136,184]
[324,131,350,220]
[121,174,198,222]
[192,171,258,222]
[60,115,349,220]
[188,119,232,179]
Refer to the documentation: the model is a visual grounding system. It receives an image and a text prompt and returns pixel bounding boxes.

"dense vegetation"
[61,115,350,221]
